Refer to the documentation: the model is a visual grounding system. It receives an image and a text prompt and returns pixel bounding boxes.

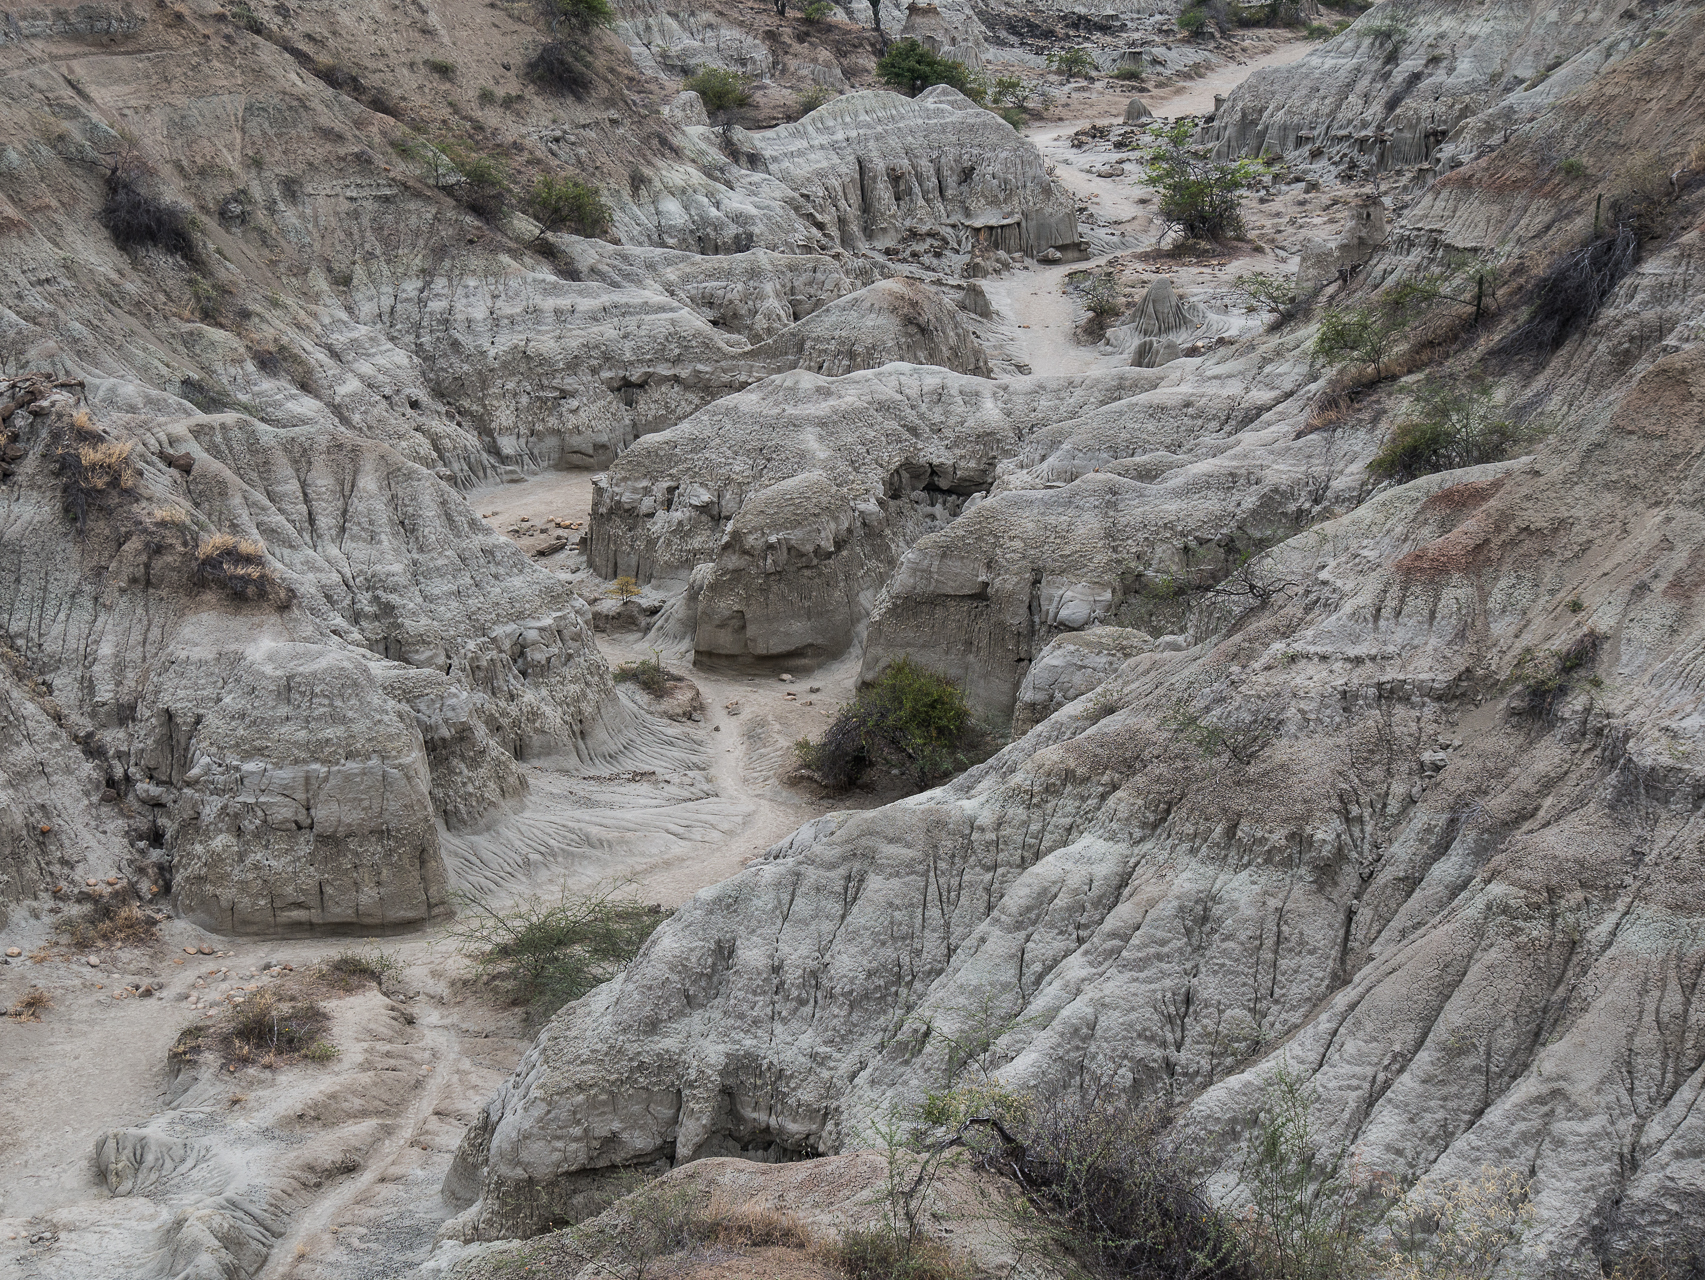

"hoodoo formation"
[2,0,1703,1277]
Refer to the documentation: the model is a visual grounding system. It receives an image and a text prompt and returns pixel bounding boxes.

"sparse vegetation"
[55,423,139,530]
[989,75,1031,108]
[1145,119,1261,244]
[529,173,611,236]
[1112,65,1144,82]
[794,657,989,791]
[1232,270,1298,317]
[424,56,457,77]
[613,653,671,695]
[7,988,53,1021]
[1366,378,1534,484]
[684,66,753,117]
[1045,47,1096,80]
[56,899,159,949]
[800,0,834,21]
[876,39,974,98]
[174,988,334,1069]
[326,948,402,988]
[1505,632,1600,722]
[99,154,198,261]
[1557,157,1588,179]
[607,574,642,602]
[450,887,669,1021]
[573,1176,704,1280]
[794,83,838,117]
[1312,302,1404,380]
[195,533,294,605]
[441,143,509,219]
[1177,6,1210,35]
[1496,223,1638,360]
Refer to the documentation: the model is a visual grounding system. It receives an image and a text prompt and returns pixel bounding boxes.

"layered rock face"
[750,87,1081,258]
[448,18,1705,1273]
[1204,0,1679,179]
[587,364,1161,660]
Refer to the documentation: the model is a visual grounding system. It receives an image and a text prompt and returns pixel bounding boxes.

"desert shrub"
[795,83,838,117]
[829,1227,963,1280]
[1177,6,1210,34]
[696,1196,812,1249]
[325,947,402,987]
[224,0,265,32]
[572,1176,702,1280]
[529,39,596,97]
[1312,303,1404,379]
[876,39,972,98]
[6,988,52,1021]
[1362,15,1407,63]
[99,158,198,260]
[1237,1065,1373,1280]
[989,74,1031,107]
[795,658,985,790]
[1495,223,1637,360]
[424,56,457,77]
[442,144,509,218]
[1046,47,1096,80]
[800,0,834,20]
[545,0,614,27]
[226,990,330,1056]
[997,106,1028,130]
[55,432,139,529]
[1375,1166,1533,1280]
[1082,273,1124,318]
[1505,632,1599,722]
[1232,270,1296,317]
[613,654,671,695]
[1112,65,1144,81]
[1366,378,1534,484]
[56,900,159,949]
[684,65,753,116]
[450,888,669,1021]
[530,173,611,236]
[196,533,294,605]
[1146,119,1261,243]
[1557,157,1588,179]
[478,85,499,105]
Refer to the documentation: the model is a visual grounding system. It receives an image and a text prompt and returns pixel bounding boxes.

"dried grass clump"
[6,988,52,1021]
[173,986,336,1070]
[696,1194,813,1249]
[56,429,140,528]
[56,898,160,950]
[196,533,294,605]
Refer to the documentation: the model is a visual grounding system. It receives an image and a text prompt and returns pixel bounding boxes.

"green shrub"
[424,57,457,77]
[613,654,671,695]
[1045,47,1096,80]
[1366,378,1534,484]
[1177,6,1210,34]
[996,106,1027,130]
[989,74,1031,107]
[224,1,265,33]
[1557,157,1588,178]
[1111,65,1144,81]
[794,83,838,117]
[1082,273,1124,318]
[478,85,499,105]
[828,1227,964,1280]
[800,0,834,20]
[546,0,614,27]
[529,173,611,236]
[1312,303,1403,379]
[876,39,972,97]
[684,65,753,116]
[450,888,669,1021]
[795,658,987,790]
[1232,270,1297,316]
[1145,119,1261,243]
[442,144,509,218]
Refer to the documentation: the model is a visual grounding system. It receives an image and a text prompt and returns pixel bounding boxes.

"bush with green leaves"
[683,65,752,116]
[1080,272,1124,320]
[800,0,834,20]
[876,39,973,97]
[1232,270,1297,316]
[989,74,1031,107]
[795,83,838,117]
[1111,64,1144,81]
[1145,119,1261,243]
[529,173,610,236]
[1177,6,1210,34]
[451,888,669,1021]
[1312,302,1404,379]
[1045,46,1096,80]
[795,658,987,790]
[1366,378,1534,484]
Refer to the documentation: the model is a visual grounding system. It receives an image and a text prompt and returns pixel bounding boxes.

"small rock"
[199,945,214,955]
[4,948,20,957]
[87,956,100,968]
[183,946,199,954]
[778,673,794,682]
[86,878,98,887]
[713,725,722,732]
[809,686,821,693]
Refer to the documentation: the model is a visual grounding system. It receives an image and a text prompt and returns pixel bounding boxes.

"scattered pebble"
[4,948,19,958]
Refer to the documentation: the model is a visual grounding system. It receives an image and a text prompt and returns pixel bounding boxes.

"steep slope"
[444,17,1705,1273]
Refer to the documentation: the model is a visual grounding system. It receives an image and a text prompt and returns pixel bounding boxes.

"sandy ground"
[0,39,1344,1280]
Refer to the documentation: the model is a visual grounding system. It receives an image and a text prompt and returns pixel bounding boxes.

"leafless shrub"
[1495,224,1637,360]
[99,154,198,260]
[6,988,53,1021]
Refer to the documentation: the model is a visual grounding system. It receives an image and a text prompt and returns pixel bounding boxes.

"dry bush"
[100,156,198,260]
[1495,224,1638,361]
[696,1194,813,1249]
[56,430,140,528]
[828,1228,965,1280]
[6,988,52,1021]
[56,899,160,949]
[196,533,294,605]
[172,984,336,1070]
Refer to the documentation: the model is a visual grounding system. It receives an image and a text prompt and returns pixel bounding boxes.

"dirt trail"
[986,37,1313,378]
